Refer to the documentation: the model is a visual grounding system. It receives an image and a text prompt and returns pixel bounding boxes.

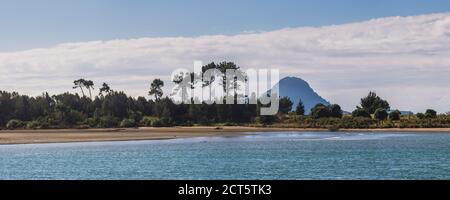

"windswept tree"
[149,79,164,101]
[201,62,246,100]
[359,91,390,114]
[99,83,111,96]
[73,79,86,97]
[84,80,94,99]
[295,99,305,116]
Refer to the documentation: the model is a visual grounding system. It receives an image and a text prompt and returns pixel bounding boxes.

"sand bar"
[1,127,450,145]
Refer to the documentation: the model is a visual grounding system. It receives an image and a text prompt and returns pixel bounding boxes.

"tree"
[279,97,293,114]
[149,79,164,101]
[84,80,94,99]
[374,108,388,120]
[359,91,390,114]
[352,108,371,118]
[425,109,437,118]
[172,72,196,103]
[4,61,449,131]
[295,99,305,116]
[389,110,401,121]
[329,104,343,118]
[311,104,331,119]
[101,91,129,119]
[73,79,86,97]
[99,82,111,96]
[416,113,425,120]
[201,62,246,100]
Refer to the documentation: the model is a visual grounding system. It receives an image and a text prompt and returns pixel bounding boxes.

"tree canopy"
[359,91,390,114]
[295,99,305,116]
[149,79,164,101]
[279,97,293,114]
[374,109,388,120]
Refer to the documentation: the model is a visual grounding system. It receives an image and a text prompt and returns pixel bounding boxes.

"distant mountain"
[268,77,330,113]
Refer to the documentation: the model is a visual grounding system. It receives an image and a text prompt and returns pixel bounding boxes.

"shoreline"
[1,127,450,145]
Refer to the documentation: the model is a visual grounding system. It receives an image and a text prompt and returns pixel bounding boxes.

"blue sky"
[2,0,450,51]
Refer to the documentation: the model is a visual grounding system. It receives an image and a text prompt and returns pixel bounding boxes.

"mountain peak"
[279,76,310,86]
[270,77,330,113]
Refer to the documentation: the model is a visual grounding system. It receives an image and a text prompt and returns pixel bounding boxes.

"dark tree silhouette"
[295,99,305,116]
[359,91,390,114]
[73,79,86,97]
[425,109,437,118]
[149,79,164,101]
[389,110,401,121]
[374,108,388,120]
[329,104,343,118]
[84,80,94,99]
[352,108,371,118]
[311,104,331,119]
[99,83,111,96]
[279,97,293,114]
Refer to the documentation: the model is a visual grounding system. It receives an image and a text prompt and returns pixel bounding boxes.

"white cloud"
[1,13,450,112]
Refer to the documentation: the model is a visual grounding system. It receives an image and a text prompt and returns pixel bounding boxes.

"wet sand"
[1,126,450,145]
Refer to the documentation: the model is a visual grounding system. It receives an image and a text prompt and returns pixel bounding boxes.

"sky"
[1,0,450,112]
[3,0,450,51]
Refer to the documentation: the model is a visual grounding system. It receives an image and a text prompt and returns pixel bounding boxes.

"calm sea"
[1,132,449,180]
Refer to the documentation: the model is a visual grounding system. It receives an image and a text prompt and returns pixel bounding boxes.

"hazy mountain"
[269,77,330,113]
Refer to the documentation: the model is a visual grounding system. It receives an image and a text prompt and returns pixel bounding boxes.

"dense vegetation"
[0,87,261,129]
[1,62,449,130]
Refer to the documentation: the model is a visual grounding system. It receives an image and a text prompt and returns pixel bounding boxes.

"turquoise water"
[1,132,450,180]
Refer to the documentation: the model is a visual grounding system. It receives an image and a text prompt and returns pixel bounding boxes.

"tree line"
[0,62,448,130]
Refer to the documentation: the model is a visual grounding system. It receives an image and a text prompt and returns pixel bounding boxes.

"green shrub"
[180,121,194,126]
[86,117,100,128]
[26,121,40,129]
[340,117,375,129]
[150,117,173,127]
[389,110,401,121]
[352,108,371,118]
[416,113,425,120]
[425,109,437,118]
[120,118,137,128]
[140,116,159,127]
[311,104,331,119]
[374,109,388,120]
[151,120,164,127]
[256,115,278,125]
[6,120,25,129]
[98,116,119,128]
[223,122,238,126]
[39,121,50,129]
[128,111,143,123]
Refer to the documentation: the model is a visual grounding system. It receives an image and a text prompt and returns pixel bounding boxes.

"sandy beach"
[1,126,450,145]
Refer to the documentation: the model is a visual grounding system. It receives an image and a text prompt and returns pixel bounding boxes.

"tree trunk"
[80,87,85,97]
[88,88,92,99]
